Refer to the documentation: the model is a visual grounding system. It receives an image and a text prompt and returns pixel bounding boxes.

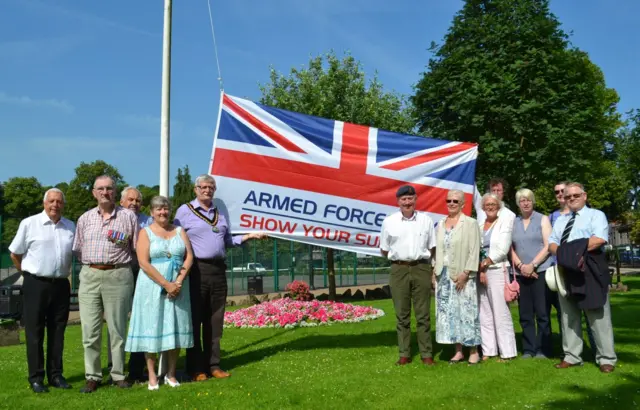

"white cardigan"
[479,212,514,269]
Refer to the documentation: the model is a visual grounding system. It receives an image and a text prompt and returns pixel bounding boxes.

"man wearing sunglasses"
[548,182,616,373]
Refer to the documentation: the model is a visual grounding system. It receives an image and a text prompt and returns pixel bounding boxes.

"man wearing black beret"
[380,185,437,366]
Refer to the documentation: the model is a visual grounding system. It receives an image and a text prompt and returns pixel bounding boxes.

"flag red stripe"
[380,142,477,171]
[223,95,307,154]
[211,149,473,215]
[340,123,369,174]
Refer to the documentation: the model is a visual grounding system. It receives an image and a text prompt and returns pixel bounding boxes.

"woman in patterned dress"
[434,190,482,364]
[125,196,194,390]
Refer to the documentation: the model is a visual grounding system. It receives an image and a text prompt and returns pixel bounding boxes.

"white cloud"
[0,91,74,113]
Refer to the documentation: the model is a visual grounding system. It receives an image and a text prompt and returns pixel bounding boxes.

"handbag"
[503,263,520,303]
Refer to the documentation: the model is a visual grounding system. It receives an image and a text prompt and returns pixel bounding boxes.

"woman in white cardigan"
[434,190,482,364]
[478,193,517,361]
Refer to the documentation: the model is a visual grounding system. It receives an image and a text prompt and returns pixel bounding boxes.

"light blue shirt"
[137,213,153,229]
[549,206,608,246]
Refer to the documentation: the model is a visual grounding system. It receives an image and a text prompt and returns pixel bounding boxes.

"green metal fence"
[1,212,390,296]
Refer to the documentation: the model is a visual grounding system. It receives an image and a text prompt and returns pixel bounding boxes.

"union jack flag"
[210,93,477,218]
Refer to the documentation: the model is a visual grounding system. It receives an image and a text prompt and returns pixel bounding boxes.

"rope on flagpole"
[207,0,224,91]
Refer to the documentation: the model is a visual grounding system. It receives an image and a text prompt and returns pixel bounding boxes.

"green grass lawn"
[1,279,639,410]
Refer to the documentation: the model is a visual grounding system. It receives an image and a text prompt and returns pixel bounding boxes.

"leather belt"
[392,259,429,266]
[23,271,68,282]
[89,264,128,270]
[196,257,225,266]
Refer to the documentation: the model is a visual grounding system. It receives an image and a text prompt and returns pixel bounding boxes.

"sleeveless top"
[512,211,552,274]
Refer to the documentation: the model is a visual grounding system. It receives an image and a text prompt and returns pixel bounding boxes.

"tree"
[65,160,125,221]
[618,110,640,207]
[137,184,160,215]
[172,165,193,213]
[412,0,623,212]
[0,177,45,249]
[259,51,415,299]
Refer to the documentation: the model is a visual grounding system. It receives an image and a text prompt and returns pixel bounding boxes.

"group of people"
[8,174,618,394]
[380,179,617,373]
[9,174,265,393]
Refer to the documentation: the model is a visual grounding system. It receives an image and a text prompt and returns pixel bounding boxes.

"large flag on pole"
[209,92,478,256]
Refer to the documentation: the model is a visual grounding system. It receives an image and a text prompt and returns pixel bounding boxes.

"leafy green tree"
[0,177,45,248]
[617,110,640,207]
[65,160,125,221]
[412,0,623,212]
[137,184,160,215]
[171,165,193,213]
[259,51,415,299]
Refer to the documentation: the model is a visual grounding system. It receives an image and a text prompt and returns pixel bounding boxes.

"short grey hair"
[121,186,142,200]
[194,174,215,187]
[515,188,535,205]
[565,182,585,192]
[481,193,502,208]
[93,175,115,189]
[447,189,465,203]
[43,188,66,203]
[150,195,171,211]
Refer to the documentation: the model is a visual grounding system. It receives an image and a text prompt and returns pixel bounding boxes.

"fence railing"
[0,236,391,296]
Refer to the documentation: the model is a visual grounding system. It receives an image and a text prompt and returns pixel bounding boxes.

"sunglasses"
[554,189,564,194]
[564,193,583,200]
[446,199,460,204]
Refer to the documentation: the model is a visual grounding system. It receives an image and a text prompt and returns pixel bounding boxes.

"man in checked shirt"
[73,175,139,393]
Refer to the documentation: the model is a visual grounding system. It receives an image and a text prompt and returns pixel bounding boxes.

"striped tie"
[560,212,577,244]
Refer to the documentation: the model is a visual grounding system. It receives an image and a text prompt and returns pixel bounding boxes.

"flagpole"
[159,0,172,197]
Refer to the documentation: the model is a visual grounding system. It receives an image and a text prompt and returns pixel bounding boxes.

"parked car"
[231,263,267,274]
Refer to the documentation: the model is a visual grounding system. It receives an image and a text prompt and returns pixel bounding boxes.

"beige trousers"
[79,265,133,382]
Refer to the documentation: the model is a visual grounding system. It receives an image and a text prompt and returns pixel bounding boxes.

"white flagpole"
[157,0,172,378]
[159,0,172,197]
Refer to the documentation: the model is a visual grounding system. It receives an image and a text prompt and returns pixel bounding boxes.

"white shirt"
[380,211,436,261]
[8,211,76,278]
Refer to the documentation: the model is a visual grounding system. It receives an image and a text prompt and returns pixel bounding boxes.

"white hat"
[545,265,567,297]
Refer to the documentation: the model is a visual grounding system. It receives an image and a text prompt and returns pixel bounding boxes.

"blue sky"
[1,0,639,190]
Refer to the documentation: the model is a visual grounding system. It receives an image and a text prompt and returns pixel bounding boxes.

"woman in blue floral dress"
[125,196,194,390]
[434,190,482,364]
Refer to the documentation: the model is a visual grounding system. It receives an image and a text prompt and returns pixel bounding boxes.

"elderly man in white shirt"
[380,185,437,366]
[9,188,75,393]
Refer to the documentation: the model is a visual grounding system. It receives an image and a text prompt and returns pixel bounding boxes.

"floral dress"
[436,225,481,346]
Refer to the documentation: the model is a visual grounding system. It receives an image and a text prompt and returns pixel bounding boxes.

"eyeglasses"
[446,199,460,204]
[519,198,532,203]
[94,186,114,192]
[484,203,499,209]
[197,186,216,191]
[554,189,564,195]
[564,193,583,200]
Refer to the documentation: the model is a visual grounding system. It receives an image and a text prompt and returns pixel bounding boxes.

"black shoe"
[49,375,72,389]
[127,373,145,383]
[30,382,49,393]
[111,379,132,389]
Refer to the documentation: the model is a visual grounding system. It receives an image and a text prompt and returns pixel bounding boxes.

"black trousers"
[127,261,146,378]
[22,272,70,384]
[517,272,552,357]
[186,259,228,376]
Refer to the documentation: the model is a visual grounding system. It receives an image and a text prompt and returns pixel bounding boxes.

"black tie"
[560,212,576,244]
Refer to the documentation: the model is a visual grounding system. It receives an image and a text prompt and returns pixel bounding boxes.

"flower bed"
[224,298,385,329]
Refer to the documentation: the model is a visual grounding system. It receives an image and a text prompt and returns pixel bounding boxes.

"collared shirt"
[73,206,139,264]
[380,211,436,261]
[8,211,75,278]
[174,199,242,260]
[549,206,608,246]
[137,212,153,229]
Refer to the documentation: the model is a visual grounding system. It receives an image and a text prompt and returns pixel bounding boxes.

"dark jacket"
[556,238,610,310]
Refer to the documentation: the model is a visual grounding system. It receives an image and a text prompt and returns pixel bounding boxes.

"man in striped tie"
[548,182,616,373]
